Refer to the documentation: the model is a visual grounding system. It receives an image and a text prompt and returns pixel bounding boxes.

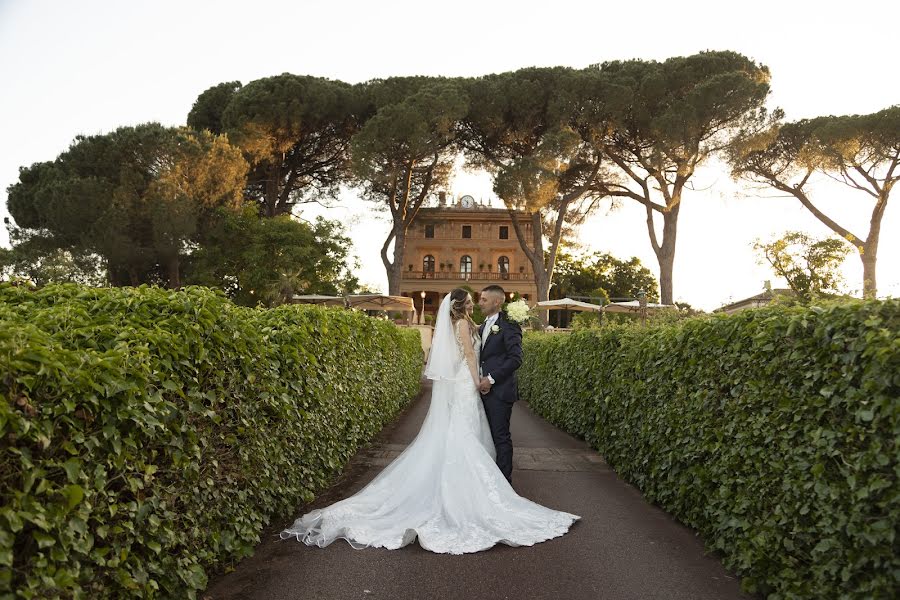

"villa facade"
[399,193,539,323]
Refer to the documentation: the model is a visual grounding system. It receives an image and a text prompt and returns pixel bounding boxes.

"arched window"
[498,256,510,279]
[460,255,473,275]
[423,255,435,272]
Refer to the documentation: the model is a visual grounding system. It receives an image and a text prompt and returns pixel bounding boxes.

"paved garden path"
[204,381,754,600]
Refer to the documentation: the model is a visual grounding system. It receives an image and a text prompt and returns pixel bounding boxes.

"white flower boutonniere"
[490,324,501,334]
[504,299,532,325]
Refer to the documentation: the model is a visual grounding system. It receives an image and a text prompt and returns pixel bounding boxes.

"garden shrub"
[520,300,899,599]
[1,283,422,598]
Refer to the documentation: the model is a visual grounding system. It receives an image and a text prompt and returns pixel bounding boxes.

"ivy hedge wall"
[1,283,422,598]
[520,300,898,599]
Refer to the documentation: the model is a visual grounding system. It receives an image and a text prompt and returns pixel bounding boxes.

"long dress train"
[280,317,580,554]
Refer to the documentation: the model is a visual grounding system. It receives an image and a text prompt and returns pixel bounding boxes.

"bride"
[280,288,580,554]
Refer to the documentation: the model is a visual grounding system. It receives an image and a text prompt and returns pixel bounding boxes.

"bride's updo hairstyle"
[448,288,476,330]
[448,288,469,320]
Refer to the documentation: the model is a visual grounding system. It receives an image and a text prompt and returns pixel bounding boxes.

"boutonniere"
[490,324,501,334]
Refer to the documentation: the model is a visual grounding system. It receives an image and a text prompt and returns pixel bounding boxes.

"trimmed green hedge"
[520,300,899,599]
[0,283,422,598]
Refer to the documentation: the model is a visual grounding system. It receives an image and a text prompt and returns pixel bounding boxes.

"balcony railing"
[402,270,532,281]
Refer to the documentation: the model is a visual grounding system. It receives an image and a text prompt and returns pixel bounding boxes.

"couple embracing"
[281,285,579,554]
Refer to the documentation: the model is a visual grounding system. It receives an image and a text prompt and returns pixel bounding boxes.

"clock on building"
[459,195,475,208]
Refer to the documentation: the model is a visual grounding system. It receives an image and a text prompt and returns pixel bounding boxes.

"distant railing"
[415,234,517,241]
[402,270,532,281]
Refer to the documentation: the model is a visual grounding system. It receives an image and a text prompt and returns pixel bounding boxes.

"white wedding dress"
[280,295,580,554]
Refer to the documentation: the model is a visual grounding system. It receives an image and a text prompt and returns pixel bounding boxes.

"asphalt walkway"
[203,381,754,600]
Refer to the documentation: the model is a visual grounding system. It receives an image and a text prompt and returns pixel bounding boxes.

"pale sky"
[2,0,898,310]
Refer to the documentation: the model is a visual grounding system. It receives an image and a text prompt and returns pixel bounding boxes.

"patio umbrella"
[290,294,347,306]
[345,294,416,313]
[536,298,603,328]
[535,298,604,312]
[602,300,676,314]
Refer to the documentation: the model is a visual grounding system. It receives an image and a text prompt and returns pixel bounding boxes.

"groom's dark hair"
[481,285,505,296]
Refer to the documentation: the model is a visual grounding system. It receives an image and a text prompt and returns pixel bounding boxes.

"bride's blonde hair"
[448,288,477,330]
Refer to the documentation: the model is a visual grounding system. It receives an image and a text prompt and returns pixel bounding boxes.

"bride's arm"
[456,320,480,387]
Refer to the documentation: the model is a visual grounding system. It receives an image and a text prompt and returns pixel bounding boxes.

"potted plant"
[408,264,413,271]
[439,262,446,271]
[479,262,485,271]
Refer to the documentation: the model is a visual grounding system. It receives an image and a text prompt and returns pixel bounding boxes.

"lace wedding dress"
[280,295,580,554]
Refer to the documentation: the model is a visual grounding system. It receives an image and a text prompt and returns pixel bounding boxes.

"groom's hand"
[478,377,492,394]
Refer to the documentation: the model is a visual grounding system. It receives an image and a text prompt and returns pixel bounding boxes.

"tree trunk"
[385,227,406,296]
[860,190,887,299]
[657,244,675,306]
[128,267,140,287]
[534,269,551,326]
[107,262,123,287]
[166,255,181,290]
[263,164,279,218]
[652,207,679,305]
[861,243,877,299]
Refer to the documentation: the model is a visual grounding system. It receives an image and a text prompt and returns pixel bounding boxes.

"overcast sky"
[2,0,898,309]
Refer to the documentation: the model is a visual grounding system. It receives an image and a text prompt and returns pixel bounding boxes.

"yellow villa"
[399,193,539,323]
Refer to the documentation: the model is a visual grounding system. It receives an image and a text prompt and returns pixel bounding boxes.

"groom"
[477,285,523,484]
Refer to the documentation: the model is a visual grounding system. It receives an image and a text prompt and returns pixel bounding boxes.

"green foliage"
[550,251,659,327]
[218,74,362,216]
[185,206,359,306]
[187,81,243,135]
[5,124,248,288]
[520,300,899,599]
[754,231,851,302]
[547,251,662,329]
[0,244,105,287]
[0,283,421,598]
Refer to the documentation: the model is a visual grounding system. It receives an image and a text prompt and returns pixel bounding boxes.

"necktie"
[482,315,496,349]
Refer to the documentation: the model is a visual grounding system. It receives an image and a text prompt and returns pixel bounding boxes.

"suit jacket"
[478,311,523,404]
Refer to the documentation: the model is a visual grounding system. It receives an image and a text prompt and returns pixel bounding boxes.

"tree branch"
[508,208,537,265]
[645,202,661,255]
[778,181,865,247]
[380,228,396,272]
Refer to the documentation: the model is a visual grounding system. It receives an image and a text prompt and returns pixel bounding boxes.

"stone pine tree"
[6,124,248,287]
[189,74,364,217]
[186,81,242,135]
[590,51,772,304]
[730,105,899,298]
[351,78,468,295]
[459,68,611,318]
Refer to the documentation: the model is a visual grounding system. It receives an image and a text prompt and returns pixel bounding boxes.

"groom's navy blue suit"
[478,311,523,483]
